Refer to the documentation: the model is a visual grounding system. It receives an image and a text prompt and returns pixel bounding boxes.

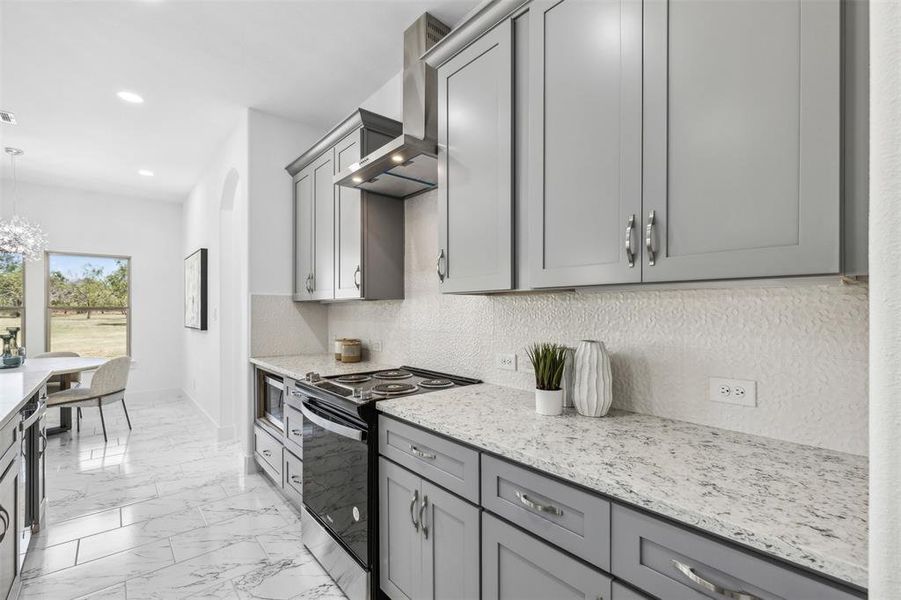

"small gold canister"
[334,338,346,361]
[341,339,362,363]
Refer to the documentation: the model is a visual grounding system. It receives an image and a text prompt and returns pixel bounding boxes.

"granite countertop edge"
[0,370,52,431]
[376,384,868,590]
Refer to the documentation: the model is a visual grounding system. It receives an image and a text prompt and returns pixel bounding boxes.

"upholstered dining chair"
[32,351,82,394]
[46,356,132,442]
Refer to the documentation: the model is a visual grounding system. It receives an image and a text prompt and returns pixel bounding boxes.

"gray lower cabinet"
[437,19,514,294]
[528,0,643,288]
[641,0,841,281]
[379,458,480,600]
[611,504,861,600]
[611,582,650,600]
[482,512,612,600]
[288,109,404,302]
[253,423,283,486]
[0,444,20,600]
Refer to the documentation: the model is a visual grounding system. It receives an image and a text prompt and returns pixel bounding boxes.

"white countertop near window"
[0,370,51,430]
[377,382,868,589]
[250,354,395,381]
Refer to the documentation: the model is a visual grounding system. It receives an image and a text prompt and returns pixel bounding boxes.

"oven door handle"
[300,402,364,442]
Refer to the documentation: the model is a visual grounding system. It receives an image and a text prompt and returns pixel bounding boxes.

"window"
[46,253,130,358]
[0,253,25,343]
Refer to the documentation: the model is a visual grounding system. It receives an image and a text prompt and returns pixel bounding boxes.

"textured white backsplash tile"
[250,294,328,357]
[328,191,869,455]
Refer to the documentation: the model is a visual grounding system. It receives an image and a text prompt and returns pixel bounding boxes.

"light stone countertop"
[377,383,868,589]
[0,370,51,430]
[250,354,395,381]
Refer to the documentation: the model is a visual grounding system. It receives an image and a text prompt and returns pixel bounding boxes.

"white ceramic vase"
[572,340,613,417]
[535,389,564,416]
[561,347,575,408]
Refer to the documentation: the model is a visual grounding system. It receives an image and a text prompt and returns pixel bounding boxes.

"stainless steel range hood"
[334,13,450,198]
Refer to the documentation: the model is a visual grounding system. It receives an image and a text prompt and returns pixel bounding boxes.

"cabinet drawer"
[254,424,283,484]
[482,454,611,571]
[611,504,862,600]
[379,416,479,503]
[482,513,612,600]
[612,582,650,600]
[283,402,303,457]
[283,449,302,507]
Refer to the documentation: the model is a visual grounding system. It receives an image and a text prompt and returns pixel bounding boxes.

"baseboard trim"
[180,388,219,431]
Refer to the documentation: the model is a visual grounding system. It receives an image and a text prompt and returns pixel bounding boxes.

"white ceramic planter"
[572,340,613,417]
[535,389,564,416]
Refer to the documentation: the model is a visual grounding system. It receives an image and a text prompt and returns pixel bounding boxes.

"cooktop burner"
[419,378,454,389]
[374,369,413,380]
[372,382,418,397]
[336,373,372,384]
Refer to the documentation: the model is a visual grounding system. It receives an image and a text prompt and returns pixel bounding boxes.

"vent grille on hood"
[0,110,17,125]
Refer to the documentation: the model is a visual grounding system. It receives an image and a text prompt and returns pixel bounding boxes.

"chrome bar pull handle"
[672,561,762,600]
[645,210,657,266]
[436,249,446,282]
[0,506,8,543]
[419,495,429,539]
[515,491,563,516]
[410,490,420,531]
[353,265,361,290]
[624,214,636,268]
[409,444,436,460]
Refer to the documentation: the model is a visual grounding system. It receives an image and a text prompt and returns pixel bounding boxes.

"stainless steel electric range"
[291,366,480,600]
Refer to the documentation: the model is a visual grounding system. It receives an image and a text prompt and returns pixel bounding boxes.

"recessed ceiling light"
[117,91,144,104]
[138,169,154,177]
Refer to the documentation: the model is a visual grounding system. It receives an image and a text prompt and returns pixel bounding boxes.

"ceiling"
[0,0,477,202]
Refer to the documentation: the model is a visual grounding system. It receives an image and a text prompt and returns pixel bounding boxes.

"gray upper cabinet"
[293,166,314,301]
[379,458,480,600]
[642,0,842,282]
[311,151,335,300]
[334,134,363,300]
[482,513,612,600]
[437,21,514,294]
[287,109,403,302]
[528,0,643,288]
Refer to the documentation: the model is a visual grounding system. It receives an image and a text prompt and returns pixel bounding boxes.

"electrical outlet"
[371,340,383,352]
[496,353,517,371]
[519,354,533,373]
[709,377,757,407]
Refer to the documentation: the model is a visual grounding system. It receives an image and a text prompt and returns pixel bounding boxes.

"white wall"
[360,71,402,122]
[3,179,183,392]
[868,3,901,595]
[181,113,249,439]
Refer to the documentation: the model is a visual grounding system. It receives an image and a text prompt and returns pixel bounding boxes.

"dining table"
[10,356,108,435]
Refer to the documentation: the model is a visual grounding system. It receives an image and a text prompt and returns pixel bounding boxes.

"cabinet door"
[437,21,513,293]
[334,133,363,300]
[420,481,480,600]
[311,151,335,300]
[379,458,421,600]
[482,514,612,600]
[0,451,20,600]
[642,0,840,281]
[293,166,315,301]
[528,0,643,288]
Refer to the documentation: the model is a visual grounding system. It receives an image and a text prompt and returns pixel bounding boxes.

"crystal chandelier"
[2,147,47,260]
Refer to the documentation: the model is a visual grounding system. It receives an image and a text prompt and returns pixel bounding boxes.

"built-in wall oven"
[256,370,285,431]
[293,367,479,600]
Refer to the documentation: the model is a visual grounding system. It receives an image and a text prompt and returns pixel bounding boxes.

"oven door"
[300,397,369,566]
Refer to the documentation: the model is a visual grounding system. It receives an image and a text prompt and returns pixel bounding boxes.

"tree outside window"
[46,253,130,358]
[0,254,25,344]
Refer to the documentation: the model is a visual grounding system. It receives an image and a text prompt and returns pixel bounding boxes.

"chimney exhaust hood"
[334,13,450,198]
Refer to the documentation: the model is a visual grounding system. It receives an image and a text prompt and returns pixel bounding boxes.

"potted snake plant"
[526,343,567,416]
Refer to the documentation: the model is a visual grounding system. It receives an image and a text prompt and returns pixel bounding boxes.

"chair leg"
[121,399,132,430]
[76,407,81,432]
[98,403,108,443]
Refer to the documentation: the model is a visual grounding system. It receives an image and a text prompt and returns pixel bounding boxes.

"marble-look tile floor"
[20,390,346,600]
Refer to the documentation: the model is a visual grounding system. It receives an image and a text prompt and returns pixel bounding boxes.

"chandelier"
[2,147,47,260]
